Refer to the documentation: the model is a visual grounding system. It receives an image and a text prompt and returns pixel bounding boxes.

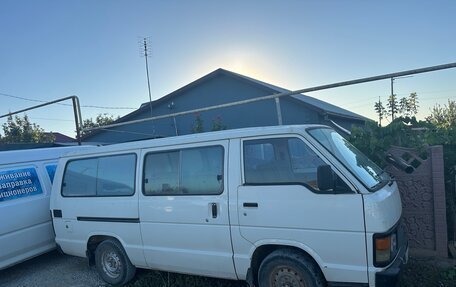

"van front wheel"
[258,249,325,287]
[95,239,136,286]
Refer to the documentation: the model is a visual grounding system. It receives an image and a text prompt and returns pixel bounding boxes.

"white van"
[0,145,91,270]
[50,125,408,287]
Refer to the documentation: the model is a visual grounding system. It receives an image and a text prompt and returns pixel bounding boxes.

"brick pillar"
[431,145,448,257]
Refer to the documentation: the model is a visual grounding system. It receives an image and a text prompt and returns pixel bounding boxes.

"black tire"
[258,249,326,287]
[94,239,136,286]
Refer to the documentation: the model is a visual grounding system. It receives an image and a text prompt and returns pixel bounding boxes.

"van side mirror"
[317,165,334,191]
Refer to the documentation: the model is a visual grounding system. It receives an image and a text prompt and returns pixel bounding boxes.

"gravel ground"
[0,251,106,287]
[1,250,454,287]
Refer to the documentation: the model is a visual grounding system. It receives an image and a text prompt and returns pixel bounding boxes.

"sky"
[1,0,455,137]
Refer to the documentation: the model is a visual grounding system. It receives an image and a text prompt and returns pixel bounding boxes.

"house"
[83,69,368,143]
[45,132,75,143]
[0,132,75,151]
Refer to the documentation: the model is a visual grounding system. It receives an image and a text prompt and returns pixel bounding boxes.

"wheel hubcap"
[102,251,122,279]
[272,266,306,287]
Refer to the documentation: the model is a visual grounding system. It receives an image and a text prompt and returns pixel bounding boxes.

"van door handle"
[211,203,218,218]
[243,202,258,208]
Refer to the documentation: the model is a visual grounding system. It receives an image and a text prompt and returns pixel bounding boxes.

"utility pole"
[389,75,413,121]
[390,77,396,121]
[379,96,382,126]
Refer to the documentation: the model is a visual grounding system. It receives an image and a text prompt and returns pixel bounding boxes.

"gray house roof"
[225,69,368,121]
[124,68,368,123]
[82,68,368,141]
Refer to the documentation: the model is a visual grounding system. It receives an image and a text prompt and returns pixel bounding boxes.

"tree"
[374,98,386,126]
[398,92,419,118]
[0,114,54,143]
[426,99,456,129]
[386,94,399,121]
[407,92,419,117]
[398,97,409,117]
[81,113,120,136]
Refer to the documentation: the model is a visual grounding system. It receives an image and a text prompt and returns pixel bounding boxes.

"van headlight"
[374,231,398,267]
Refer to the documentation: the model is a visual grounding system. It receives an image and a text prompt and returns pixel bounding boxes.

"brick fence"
[386,145,448,257]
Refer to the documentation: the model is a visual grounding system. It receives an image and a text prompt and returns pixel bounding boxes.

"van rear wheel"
[95,239,136,286]
[258,249,325,287]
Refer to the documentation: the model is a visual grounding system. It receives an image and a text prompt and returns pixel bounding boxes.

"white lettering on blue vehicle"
[0,167,43,202]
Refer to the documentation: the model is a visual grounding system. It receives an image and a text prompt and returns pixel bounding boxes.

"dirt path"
[0,251,106,287]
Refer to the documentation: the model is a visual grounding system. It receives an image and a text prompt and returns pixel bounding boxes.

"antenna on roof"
[140,36,155,134]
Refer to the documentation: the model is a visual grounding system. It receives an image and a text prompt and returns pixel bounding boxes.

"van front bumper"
[375,242,409,287]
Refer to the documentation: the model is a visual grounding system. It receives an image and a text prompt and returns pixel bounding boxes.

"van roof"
[0,145,94,166]
[62,125,328,158]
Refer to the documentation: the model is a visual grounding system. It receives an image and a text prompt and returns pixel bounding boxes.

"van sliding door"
[139,140,236,279]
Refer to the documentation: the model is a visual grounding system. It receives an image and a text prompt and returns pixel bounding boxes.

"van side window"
[62,154,136,197]
[97,155,136,196]
[243,138,326,190]
[143,151,179,194]
[143,146,224,196]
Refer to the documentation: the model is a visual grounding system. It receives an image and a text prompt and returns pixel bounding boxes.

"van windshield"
[307,127,389,191]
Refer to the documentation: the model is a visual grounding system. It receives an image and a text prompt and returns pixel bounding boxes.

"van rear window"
[62,154,136,197]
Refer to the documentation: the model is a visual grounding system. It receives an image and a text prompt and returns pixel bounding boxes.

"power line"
[0,92,136,110]
[78,104,136,110]
[0,92,44,103]
[420,96,454,101]
[29,117,74,122]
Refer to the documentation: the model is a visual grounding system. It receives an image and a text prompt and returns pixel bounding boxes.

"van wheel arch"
[251,245,325,286]
[86,235,117,266]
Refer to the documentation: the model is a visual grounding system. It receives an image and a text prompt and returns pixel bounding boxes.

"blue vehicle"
[0,146,92,270]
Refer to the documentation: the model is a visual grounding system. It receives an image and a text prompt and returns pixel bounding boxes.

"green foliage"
[352,99,456,241]
[81,113,120,136]
[426,99,456,129]
[211,116,227,131]
[424,100,456,146]
[350,116,428,167]
[0,114,54,143]
[441,266,456,281]
[191,113,204,133]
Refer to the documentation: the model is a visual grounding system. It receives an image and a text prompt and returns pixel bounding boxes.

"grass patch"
[126,257,455,287]
[126,269,245,287]
[398,257,456,287]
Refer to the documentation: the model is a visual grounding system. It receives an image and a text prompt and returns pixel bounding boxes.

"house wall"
[84,73,360,143]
